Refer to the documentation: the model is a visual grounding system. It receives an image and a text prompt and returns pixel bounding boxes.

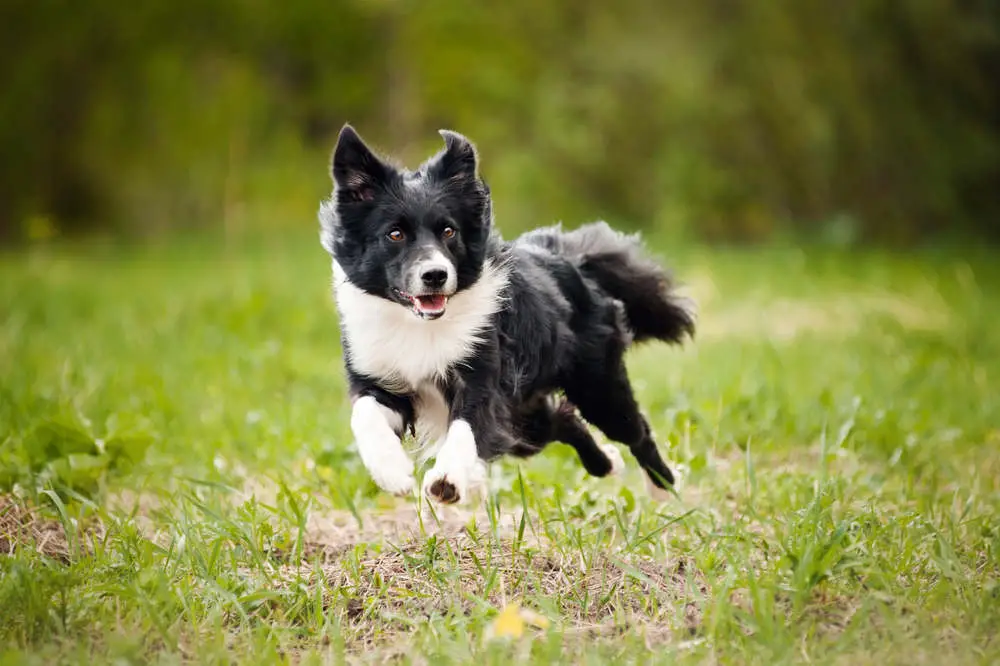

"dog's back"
[515,221,695,345]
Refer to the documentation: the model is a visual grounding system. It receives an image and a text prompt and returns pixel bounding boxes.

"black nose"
[421,268,448,288]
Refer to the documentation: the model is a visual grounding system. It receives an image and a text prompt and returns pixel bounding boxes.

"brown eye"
[442,226,456,240]
[387,228,405,242]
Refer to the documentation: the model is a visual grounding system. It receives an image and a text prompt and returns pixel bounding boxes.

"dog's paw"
[599,443,626,476]
[421,419,488,505]
[644,474,675,502]
[368,446,416,496]
[423,471,461,504]
[422,459,486,505]
[351,395,416,496]
[357,428,415,496]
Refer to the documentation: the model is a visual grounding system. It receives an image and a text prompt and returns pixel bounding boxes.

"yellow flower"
[485,603,551,641]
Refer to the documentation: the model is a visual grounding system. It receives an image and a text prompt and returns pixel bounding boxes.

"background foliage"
[2,0,998,244]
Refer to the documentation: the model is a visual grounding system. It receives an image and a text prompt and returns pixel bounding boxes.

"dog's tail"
[523,222,696,344]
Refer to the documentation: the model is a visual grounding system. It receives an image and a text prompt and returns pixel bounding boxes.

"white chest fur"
[331,260,508,393]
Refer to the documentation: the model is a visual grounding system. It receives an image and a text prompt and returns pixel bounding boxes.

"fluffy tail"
[522,222,696,344]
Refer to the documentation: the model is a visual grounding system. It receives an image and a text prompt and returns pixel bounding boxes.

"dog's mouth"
[412,294,448,319]
[395,290,449,320]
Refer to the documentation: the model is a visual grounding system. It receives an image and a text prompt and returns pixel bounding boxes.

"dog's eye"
[386,229,405,242]
[442,226,456,240]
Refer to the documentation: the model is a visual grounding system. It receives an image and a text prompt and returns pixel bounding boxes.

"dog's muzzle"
[403,255,456,320]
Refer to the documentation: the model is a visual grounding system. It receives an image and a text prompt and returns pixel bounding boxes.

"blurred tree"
[0,0,997,244]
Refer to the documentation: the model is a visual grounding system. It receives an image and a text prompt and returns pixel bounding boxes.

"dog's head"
[319,125,494,320]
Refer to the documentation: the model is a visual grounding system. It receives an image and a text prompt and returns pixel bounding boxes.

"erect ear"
[331,124,390,203]
[429,129,479,183]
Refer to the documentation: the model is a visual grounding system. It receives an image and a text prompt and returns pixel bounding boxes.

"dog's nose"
[421,268,448,288]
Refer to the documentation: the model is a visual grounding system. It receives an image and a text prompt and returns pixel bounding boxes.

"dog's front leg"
[421,418,488,504]
[350,389,416,496]
[422,374,514,505]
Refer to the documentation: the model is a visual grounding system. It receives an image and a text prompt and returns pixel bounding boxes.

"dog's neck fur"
[332,260,509,393]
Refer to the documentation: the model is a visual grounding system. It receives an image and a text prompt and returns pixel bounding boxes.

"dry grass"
[252,532,706,650]
[0,494,74,562]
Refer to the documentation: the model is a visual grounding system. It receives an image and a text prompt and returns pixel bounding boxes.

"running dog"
[318,125,695,504]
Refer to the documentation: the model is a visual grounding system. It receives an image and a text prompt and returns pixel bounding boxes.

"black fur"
[320,125,694,498]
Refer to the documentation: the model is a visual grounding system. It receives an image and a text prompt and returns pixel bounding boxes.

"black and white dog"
[319,125,695,505]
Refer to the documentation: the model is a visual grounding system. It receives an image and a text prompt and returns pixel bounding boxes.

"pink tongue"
[415,295,446,312]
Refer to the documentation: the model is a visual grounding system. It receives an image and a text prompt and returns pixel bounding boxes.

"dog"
[318,125,695,505]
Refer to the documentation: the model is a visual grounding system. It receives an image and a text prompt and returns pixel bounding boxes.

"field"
[2,232,999,664]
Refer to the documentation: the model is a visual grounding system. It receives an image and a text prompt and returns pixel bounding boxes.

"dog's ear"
[331,124,390,203]
[429,130,479,183]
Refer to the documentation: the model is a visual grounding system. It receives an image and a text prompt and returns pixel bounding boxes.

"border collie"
[318,125,695,505]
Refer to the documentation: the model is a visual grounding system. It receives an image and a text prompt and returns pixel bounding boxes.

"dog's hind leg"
[549,399,625,477]
[564,360,676,493]
[512,396,624,477]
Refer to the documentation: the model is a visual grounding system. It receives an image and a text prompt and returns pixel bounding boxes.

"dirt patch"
[1,494,74,561]
[302,504,530,553]
[108,484,533,549]
[251,534,706,650]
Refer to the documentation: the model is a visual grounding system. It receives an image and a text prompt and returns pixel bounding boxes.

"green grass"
[1,232,999,664]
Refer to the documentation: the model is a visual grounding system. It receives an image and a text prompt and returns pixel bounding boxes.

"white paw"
[422,420,487,505]
[422,460,486,504]
[600,443,626,476]
[367,444,416,496]
[351,396,415,496]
